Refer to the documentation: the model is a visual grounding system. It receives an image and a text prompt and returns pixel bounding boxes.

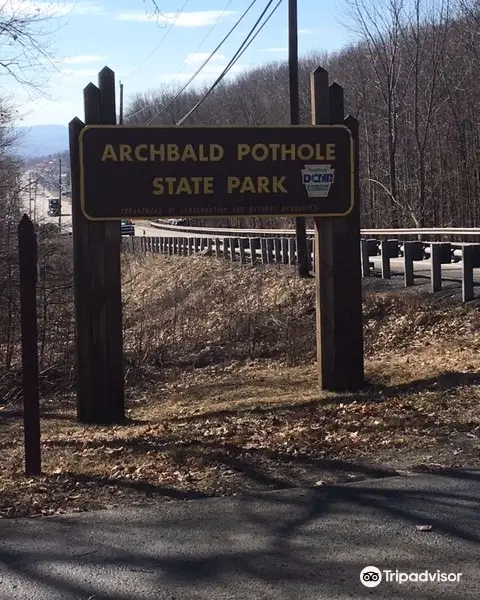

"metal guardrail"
[148,220,480,238]
[122,235,480,303]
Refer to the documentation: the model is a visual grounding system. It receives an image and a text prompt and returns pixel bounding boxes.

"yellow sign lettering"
[227,176,287,194]
[235,143,336,161]
[152,176,215,195]
[273,176,287,192]
[167,145,180,161]
[133,144,148,161]
[237,144,250,160]
[119,144,133,161]
[101,144,117,162]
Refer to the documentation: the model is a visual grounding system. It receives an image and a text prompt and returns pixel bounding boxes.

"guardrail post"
[261,238,268,264]
[223,237,229,260]
[206,238,212,254]
[462,245,476,302]
[430,243,443,292]
[281,238,289,264]
[200,238,207,252]
[288,238,296,265]
[266,238,274,263]
[360,239,370,277]
[237,238,244,263]
[274,238,282,263]
[250,238,258,265]
[380,240,391,279]
[215,237,221,259]
[234,238,241,262]
[403,241,423,286]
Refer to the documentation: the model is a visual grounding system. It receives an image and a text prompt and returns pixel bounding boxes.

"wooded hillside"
[126,0,480,230]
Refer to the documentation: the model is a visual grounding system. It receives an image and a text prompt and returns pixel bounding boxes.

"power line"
[127,0,239,122]
[170,0,235,85]
[176,0,283,126]
[129,0,192,78]
[140,0,259,124]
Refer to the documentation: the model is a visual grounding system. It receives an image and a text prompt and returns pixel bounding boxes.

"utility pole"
[119,81,124,124]
[289,0,310,277]
[28,173,32,218]
[58,158,62,232]
[33,176,37,223]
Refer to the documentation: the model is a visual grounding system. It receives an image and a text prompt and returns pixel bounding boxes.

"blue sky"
[9,0,356,126]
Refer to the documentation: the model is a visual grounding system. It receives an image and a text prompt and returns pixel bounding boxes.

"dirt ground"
[1,255,480,518]
[1,332,479,517]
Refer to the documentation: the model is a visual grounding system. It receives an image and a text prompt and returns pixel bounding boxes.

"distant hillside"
[12,125,69,159]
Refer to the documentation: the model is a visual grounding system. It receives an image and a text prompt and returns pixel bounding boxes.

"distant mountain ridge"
[12,124,69,159]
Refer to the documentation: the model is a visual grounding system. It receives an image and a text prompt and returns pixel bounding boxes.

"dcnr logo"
[360,566,382,587]
[301,172,334,184]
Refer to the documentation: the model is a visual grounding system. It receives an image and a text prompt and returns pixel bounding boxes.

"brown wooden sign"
[79,125,354,219]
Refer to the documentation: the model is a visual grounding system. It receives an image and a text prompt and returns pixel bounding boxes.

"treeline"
[126,0,480,229]
[0,102,25,373]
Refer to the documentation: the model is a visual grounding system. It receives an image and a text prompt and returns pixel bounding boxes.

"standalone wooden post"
[69,67,125,423]
[311,68,364,390]
[18,214,41,475]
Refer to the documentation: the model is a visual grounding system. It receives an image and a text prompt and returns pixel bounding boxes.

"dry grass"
[121,252,316,372]
[1,252,480,518]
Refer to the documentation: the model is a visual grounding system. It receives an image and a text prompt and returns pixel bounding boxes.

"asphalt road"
[22,183,72,233]
[0,470,479,599]
[134,222,215,237]
[370,256,476,287]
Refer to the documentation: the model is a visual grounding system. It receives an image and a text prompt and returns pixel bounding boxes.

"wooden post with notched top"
[311,67,364,390]
[69,67,125,423]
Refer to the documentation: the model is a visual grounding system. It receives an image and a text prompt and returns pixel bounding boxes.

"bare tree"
[0,1,62,90]
[341,0,411,226]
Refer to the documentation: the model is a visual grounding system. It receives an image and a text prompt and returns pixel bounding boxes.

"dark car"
[121,219,135,235]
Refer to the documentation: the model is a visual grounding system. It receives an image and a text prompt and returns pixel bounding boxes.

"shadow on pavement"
[0,469,478,599]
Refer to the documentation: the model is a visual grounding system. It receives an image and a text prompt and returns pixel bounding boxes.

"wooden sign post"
[311,67,364,390]
[69,67,125,423]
